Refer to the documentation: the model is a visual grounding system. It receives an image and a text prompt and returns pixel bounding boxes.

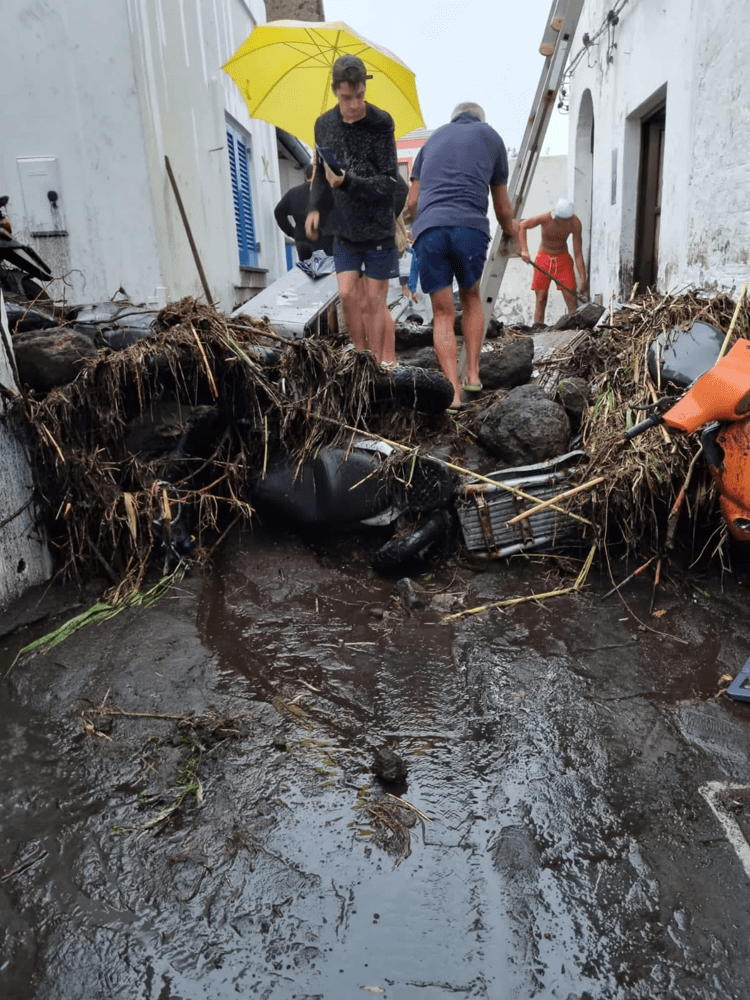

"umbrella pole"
[164,156,214,307]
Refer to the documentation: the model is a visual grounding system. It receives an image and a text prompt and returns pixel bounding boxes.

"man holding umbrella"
[305,55,400,364]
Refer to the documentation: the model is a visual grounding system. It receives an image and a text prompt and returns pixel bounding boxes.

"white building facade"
[566,0,750,302]
[2,0,296,312]
[0,296,52,610]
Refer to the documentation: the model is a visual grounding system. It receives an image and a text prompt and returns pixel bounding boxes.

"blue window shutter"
[236,138,258,267]
[227,132,243,261]
[227,125,259,268]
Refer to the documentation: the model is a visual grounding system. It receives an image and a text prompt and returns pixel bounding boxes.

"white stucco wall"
[495,154,571,328]
[685,0,750,289]
[0,295,52,610]
[278,158,308,198]
[566,0,750,300]
[2,0,288,312]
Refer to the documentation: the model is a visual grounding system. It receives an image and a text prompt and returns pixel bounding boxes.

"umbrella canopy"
[222,20,425,147]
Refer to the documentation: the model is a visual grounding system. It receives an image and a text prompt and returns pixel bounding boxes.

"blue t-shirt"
[411,113,509,241]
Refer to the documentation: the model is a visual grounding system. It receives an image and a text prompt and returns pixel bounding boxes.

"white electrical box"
[16,156,67,235]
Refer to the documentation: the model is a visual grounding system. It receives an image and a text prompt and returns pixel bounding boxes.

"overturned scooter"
[249,437,455,570]
[625,332,750,543]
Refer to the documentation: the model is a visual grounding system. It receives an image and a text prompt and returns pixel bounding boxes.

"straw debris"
[5,298,406,590]
[6,289,748,591]
[547,290,750,558]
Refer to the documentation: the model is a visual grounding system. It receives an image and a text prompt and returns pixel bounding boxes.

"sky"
[321,0,571,156]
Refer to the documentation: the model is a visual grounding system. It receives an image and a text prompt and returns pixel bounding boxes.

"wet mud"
[2,528,750,999]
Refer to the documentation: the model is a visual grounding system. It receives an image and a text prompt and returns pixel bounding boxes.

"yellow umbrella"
[222,20,425,146]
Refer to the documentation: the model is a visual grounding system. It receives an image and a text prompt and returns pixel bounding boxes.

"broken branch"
[505,476,604,526]
[443,544,596,621]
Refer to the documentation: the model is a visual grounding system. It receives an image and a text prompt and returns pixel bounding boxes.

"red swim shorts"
[531,251,576,293]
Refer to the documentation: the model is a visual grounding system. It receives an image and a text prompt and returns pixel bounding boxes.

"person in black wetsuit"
[274,164,333,261]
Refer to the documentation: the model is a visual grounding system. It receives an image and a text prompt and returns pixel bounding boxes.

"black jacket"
[309,103,399,246]
[273,182,310,244]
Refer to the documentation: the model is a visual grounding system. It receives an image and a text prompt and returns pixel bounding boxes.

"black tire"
[406,457,454,513]
[372,364,453,415]
[394,322,434,350]
[370,510,451,572]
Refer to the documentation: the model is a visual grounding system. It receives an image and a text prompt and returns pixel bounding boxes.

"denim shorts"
[333,238,399,281]
[412,226,490,294]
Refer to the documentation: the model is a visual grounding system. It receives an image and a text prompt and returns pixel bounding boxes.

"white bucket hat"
[551,198,574,219]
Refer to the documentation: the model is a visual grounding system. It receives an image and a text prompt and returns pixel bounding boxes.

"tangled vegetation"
[558,289,750,561]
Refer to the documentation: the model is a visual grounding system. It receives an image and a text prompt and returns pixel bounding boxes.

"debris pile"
[7,298,446,590]
[4,285,749,593]
[558,290,750,558]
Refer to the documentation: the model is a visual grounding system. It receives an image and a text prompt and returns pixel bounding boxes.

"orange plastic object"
[708,417,750,541]
[663,338,750,433]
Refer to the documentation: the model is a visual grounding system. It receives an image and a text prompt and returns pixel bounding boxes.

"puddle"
[2,531,750,998]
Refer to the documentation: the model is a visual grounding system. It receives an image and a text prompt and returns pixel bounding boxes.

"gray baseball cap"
[332,54,372,86]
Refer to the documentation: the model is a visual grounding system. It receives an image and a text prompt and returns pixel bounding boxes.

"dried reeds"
[7,298,395,591]
[557,290,750,559]
[10,287,749,591]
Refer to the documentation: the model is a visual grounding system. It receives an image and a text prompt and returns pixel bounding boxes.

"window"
[227,123,259,268]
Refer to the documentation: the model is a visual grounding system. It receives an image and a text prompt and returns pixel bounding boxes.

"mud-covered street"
[3,1,750,995]
[2,525,750,1000]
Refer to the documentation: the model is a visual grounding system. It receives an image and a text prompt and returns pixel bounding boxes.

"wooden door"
[634,106,666,291]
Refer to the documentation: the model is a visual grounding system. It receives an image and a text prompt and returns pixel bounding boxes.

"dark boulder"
[556,376,590,430]
[13,327,98,393]
[372,747,408,783]
[479,337,534,390]
[394,321,433,351]
[477,384,571,465]
[402,346,440,370]
[551,301,605,331]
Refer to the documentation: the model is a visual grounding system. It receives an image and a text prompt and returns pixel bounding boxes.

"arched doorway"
[574,90,594,289]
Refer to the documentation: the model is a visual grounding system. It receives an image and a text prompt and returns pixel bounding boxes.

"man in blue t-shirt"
[407,102,517,411]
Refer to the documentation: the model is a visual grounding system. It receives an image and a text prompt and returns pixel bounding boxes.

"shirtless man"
[518,198,586,325]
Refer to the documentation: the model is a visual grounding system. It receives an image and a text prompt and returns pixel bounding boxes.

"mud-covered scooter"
[625,322,750,543]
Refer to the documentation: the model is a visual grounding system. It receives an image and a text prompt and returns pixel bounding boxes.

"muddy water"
[2,530,750,999]
[197,537,527,999]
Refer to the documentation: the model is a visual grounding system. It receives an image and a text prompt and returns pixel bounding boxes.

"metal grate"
[456,450,586,556]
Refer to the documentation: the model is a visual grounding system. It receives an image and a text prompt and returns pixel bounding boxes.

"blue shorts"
[413,226,490,295]
[333,239,399,281]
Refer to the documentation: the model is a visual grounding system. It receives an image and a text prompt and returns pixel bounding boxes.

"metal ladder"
[467,0,585,360]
